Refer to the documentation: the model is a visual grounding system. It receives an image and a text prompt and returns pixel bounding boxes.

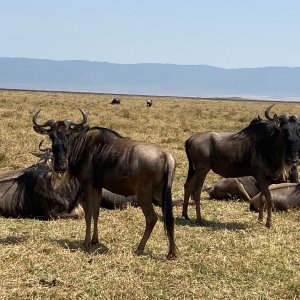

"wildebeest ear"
[33,125,49,135]
[273,114,280,127]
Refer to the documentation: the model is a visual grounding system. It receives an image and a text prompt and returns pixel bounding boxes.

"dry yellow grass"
[0,89,299,299]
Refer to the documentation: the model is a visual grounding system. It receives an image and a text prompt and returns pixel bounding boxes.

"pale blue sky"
[1,0,299,68]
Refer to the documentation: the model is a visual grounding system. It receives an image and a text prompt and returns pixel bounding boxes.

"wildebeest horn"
[69,108,88,126]
[38,140,50,152]
[32,110,56,128]
[265,104,276,121]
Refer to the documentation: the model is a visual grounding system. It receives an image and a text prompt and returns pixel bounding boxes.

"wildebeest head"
[32,109,88,186]
[265,104,300,165]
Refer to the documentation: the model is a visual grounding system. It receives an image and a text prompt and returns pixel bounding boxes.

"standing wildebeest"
[250,182,300,211]
[146,99,153,107]
[32,110,177,259]
[111,98,121,105]
[182,105,300,227]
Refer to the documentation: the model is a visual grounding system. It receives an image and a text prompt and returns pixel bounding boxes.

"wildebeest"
[0,139,142,220]
[111,98,121,105]
[100,190,182,209]
[182,105,300,227]
[205,176,260,202]
[0,161,84,219]
[205,167,299,202]
[0,163,141,219]
[146,99,153,107]
[250,182,300,211]
[32,110,177,259]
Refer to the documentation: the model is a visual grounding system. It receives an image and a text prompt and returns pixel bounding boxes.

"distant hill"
[0,57,300,100]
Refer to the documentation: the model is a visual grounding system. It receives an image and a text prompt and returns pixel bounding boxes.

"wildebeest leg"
[263,188,272,228]
[136,194,158,255]
[83,195,93,246]
[235,179,252,202]
[91,188,102,245]
[258,193,265,223]
[256,177,272,227]
[182,167,209,224]
[182,175,196,220]
[193,168,209,225]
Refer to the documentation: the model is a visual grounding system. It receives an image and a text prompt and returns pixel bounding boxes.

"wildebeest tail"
[185,139,195,180]
[162,153,176,244]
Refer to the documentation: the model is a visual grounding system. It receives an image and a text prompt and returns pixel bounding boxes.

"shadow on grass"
[0,235,28,244]
[174,216,248,231]
[56,239,109,254]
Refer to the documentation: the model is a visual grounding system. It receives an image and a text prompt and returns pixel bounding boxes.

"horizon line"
[1,56,299,70]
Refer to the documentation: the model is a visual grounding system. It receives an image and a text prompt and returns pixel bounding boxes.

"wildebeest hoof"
[182,214,190,220]
[265,222,272,228]
[167,252,177,260]
[135,249,144,256]
[91,240,99,245]
[196,219,204,226]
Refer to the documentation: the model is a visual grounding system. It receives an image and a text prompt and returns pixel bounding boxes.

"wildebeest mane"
[233,121,287,178]
[68,126,128,172]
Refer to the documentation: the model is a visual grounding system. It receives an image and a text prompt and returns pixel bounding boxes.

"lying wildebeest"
[204,176,260,202]
[182,105,300,227]
[206,167,299,202]
[32,110,177,259]
[111,98,121,105]
[146,99,153,107]
[0,162,84,219]
[0,141,140,219]
[250,183,300,211]
[0,164,141,219]
[100,190,182,209]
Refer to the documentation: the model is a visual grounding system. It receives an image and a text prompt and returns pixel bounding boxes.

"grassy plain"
[0,89,299,299]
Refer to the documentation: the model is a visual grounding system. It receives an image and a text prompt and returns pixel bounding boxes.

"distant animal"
[146,99,153,107]
[111,98,121,105]
[182,105,300,227]
[250,183,300,211]
[32,109,177,259]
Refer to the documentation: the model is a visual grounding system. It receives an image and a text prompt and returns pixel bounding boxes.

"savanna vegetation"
[0,89,299,299]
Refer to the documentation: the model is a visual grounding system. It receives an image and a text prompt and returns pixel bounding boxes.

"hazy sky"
[1,0,299,68]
